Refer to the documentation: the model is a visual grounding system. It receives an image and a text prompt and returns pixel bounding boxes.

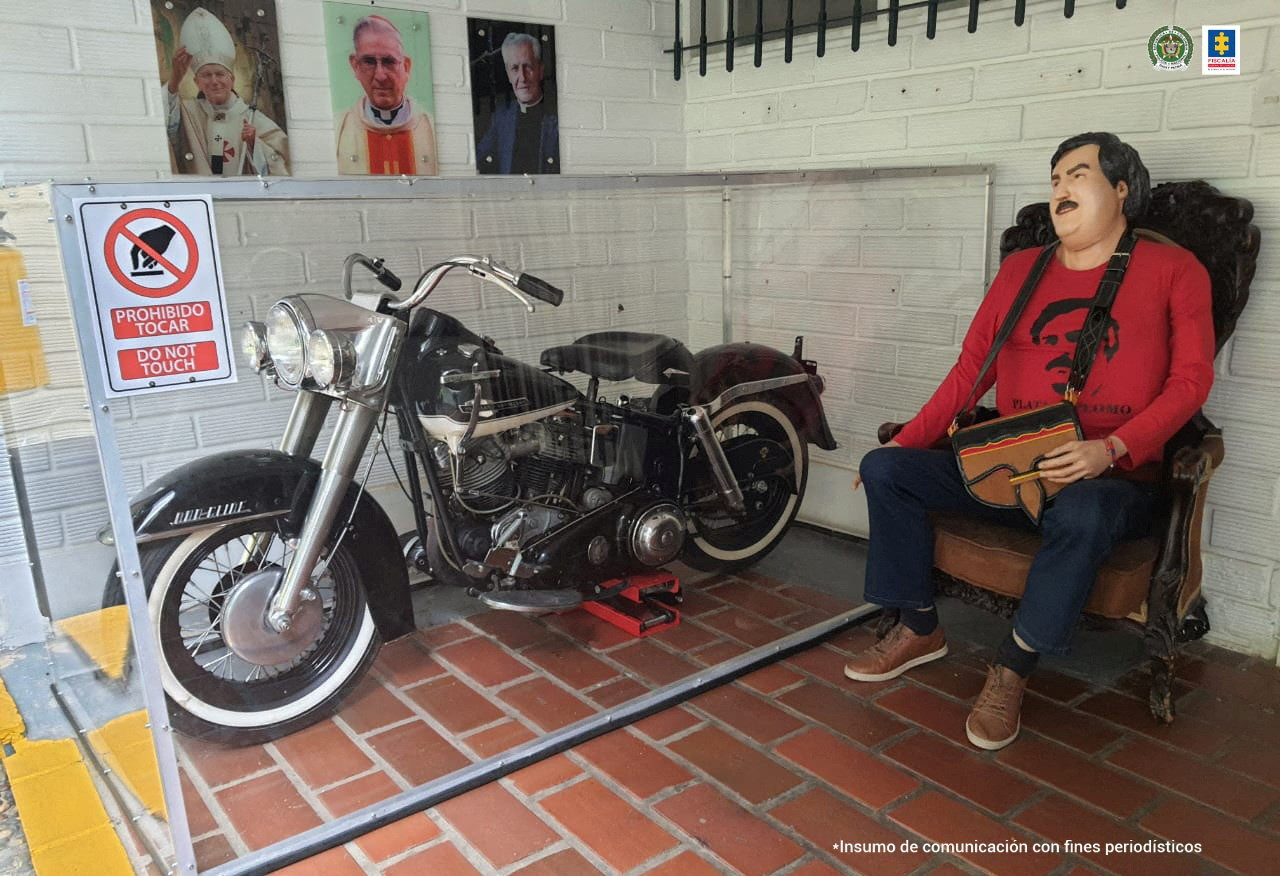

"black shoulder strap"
[951,242,1058,430]
[951,230,1139,429]
[1063,228,1137,402]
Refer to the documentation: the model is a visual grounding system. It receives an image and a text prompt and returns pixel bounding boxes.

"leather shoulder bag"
[949,230,1136,524]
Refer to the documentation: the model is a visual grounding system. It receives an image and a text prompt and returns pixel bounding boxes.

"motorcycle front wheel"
[682,395,809,571]
[136,518,380,745]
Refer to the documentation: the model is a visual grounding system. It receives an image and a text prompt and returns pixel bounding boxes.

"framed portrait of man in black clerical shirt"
[468,18,560,175]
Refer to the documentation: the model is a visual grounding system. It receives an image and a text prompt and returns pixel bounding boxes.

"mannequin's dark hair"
[1051,132,1151,220]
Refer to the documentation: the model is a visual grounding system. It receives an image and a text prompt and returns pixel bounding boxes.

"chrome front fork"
[267,397,378,632]
[686,405,745,513]
[235,391,333,586]
[280,390,333,457]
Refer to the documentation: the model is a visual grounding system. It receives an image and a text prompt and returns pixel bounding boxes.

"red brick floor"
[174,571,1280,875]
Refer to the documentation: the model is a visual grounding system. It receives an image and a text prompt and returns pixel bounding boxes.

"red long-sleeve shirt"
[894,238,1215,469]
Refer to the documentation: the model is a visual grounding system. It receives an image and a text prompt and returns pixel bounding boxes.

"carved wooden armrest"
[1148,430,1224,619]
[877,422,904,445]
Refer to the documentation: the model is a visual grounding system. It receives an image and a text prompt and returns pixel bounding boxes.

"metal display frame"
[44,166,992,874]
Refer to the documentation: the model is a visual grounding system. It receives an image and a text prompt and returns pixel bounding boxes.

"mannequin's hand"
[1037,439,1113,484]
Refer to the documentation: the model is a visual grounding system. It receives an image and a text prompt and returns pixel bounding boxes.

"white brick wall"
[684,0,1280,659]
[683,174,987,481]
[0,0,681,183]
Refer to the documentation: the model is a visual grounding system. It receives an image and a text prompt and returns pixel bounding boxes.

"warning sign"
[104,208,200,298]
[75,196,235,395]
[111,302,215,339]
[118,341,221,380]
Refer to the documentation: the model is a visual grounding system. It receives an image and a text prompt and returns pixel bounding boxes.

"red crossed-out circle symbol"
[104,208,201,299]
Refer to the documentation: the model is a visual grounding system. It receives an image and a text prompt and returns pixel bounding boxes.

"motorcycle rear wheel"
[682,396,809,571]
[135,518,380,745]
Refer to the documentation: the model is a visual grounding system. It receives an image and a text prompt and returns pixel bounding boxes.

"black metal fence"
[668,0,1130,79]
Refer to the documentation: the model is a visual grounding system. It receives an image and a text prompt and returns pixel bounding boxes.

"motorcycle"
[103,253,836,743]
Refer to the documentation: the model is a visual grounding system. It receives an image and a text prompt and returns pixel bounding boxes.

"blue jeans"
[859,447,1159,655]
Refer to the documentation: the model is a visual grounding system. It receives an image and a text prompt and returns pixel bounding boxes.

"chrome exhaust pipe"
[687,406,745,513]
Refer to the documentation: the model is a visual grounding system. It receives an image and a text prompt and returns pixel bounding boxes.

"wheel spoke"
[180,581,220,607]
[182,636,225,658]
[185,620,223,656]
[236,533,276,569]
[201,650,232,676]
[156,518,370,726]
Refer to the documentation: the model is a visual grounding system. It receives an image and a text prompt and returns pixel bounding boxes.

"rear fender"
[126,449,413,639]
[670,342,838,451]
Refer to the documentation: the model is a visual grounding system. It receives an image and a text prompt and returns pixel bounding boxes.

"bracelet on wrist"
[1103,437,1118,468]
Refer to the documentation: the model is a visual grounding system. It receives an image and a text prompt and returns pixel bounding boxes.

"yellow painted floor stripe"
[26,824,133,876]
[87,711,166,819]
[6,746,118,848]
[0,677,135,876]
[53,605,133,681]
[0,674,24,746]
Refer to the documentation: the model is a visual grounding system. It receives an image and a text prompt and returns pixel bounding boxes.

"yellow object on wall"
[0,246,49,395]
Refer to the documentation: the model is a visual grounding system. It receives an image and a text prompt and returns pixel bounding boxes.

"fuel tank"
[399,309,580,443]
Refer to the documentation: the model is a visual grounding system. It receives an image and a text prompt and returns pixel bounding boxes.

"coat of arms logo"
[1148,25,1193,71]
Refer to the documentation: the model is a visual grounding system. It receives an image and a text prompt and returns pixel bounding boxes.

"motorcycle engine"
[506,413,588,498]
[426,410,685,576]
[490,504,574,552]
[427,414,589,522]
[429,437,516,513]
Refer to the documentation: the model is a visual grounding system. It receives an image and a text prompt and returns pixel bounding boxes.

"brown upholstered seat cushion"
[931,513,1157,620]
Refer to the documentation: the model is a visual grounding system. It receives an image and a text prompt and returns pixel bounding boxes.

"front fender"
[689,342,838,451]
[131,449,321,541]
[127,449,412,640]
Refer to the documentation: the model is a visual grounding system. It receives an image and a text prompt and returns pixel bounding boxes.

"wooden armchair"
[877,181,1260,723]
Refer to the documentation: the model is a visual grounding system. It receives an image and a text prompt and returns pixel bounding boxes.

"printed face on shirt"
[351,28,412,111]
[1049,144,1129,246]
[1030,297,1120,396]
[503,41,544,106]
[195,64,234,105]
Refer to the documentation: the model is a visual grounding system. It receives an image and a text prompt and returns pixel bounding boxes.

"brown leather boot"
[965,664,1028,750]
[843,622,947,682]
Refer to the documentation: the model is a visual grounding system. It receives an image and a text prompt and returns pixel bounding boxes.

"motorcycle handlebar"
[384,255,561,314]
[516,273,564,307]
[342,253,402,299]
[371,260,402,292]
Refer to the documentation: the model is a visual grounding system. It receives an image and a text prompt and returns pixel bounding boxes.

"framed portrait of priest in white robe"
[323,1,438,177]
[150,0,291,176]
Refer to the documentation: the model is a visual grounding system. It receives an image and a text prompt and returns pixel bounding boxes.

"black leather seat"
[540,331,692,384]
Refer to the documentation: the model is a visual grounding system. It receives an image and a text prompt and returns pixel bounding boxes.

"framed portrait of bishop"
[323,2,438,176]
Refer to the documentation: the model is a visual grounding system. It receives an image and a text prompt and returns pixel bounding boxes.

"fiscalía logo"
[1148,25,1193,71]
[1202,25,1240,75]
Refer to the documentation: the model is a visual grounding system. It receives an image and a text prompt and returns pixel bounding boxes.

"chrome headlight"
[266,303,306,386]
[242,321,272,374]
[307,330,356,390]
